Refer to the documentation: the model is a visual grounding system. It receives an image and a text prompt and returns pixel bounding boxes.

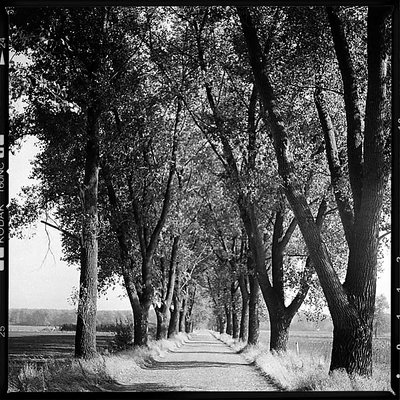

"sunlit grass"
[216,332,392,392]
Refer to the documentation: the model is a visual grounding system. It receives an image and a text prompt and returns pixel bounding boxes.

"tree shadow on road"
[144,360,247,370]
[101,382,182,392]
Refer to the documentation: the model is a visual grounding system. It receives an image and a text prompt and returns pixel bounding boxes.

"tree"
[237,5,391,374]
[102,88,181,346]
[10,7,135,358]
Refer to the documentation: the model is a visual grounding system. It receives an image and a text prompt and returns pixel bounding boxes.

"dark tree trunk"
[179,295,188,333]
[155,308,162,339]
[248,272,260,345]
[168,293,180,337]
[232,307,239,339]
[225,305,233,335]
[185,318,192,333]
[239,273,249,342]
[230,281,239,339]
[269,314,291,353]
[133,303,151,347]
[218,315,225,334]
[156,236,180,340]
[155,306,170,340]
[135,256,154,346]
[330,323,373,374]
[75,107,99,359]
[119,264,142,346]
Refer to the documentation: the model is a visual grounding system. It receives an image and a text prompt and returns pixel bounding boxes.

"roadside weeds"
[8,332,189,392]
[214,332,393,392]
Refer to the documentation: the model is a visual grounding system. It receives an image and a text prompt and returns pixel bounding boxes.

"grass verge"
[214,332,392,392]
[8,332,189,392]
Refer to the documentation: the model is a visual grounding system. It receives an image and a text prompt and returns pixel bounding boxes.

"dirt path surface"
[109,331,276,392]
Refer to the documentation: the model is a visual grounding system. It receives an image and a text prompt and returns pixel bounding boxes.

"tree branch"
[326,6,363,214]
[40,220,80,242]
[314,87,354,245]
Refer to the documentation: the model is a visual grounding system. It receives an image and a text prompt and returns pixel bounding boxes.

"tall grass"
[8,332,189,392]
[215,332,392,392]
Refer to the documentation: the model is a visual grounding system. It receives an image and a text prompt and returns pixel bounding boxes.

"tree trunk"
[157,236,180,340]
[218,315,225,334]
[248,272,260,345]
[232,306,239,339]
[239,273,249,342]
[179,295,188,333]
[133,304,150,347]
[230,281,239,339]
[185,318,192,333]
[168,294,180,338]
[119,264,142,346]
[155,305,170,340]
[225,305,233,335]
[330,323,373,375]
[75,106,99,359]
[135,257,153,346]
[269,314,291,353]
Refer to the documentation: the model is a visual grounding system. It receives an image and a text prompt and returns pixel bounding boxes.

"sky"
[9,136,392,311]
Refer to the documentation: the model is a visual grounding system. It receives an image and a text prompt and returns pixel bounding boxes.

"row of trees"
[10,5,391,377]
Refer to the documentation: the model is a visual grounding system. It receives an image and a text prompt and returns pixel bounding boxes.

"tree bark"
[156,236,180,340]
[179,294,188,333]
[238,273,249,342]
[155,306,170,341]
[232,306,239,339]
[248,270,260,345]
[75,106,99,359]
[217,314,225,334]
[168,292,180,338]
[269,315,290,353]
[225,304,233,335]
[185,285,196,334]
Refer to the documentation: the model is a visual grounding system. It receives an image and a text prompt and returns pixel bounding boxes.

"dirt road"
[108,331,277,392]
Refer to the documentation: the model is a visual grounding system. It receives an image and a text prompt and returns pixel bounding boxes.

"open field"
[9,326,113,364]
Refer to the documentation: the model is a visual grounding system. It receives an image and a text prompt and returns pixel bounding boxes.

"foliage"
[110,319,134,351]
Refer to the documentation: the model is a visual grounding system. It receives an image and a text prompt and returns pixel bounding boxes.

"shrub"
[110,319,133,351]
[60,323,76,331]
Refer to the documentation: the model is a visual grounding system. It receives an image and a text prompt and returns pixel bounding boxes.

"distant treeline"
[259,312,334,332]
[9,309,133,327]
[59,323,120,332]
[260,311,390,334]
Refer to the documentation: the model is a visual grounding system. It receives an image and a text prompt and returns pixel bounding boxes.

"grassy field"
[9,326,113,364]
